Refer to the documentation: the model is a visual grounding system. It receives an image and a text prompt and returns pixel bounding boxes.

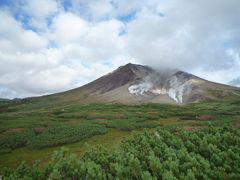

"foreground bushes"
[2,126,240,179]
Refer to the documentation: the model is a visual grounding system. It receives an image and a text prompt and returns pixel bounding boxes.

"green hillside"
[0,100,240,172]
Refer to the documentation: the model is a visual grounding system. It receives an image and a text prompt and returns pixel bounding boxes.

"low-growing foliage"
[0,124,107,151]
[0,130,35,153]
[27,124,107,149]
[1,101,240,169]
[2,126,240,179]
[107,119,159,131]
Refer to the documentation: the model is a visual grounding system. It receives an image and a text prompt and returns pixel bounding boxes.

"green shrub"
[107,119,159,131]
[27,124,107,149]
[0,130,35,151]
[2,126,239,179]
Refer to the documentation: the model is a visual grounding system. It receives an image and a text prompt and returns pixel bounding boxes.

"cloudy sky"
[0,0,240,99]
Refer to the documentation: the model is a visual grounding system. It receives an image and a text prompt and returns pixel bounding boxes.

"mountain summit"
[35,63,239,105]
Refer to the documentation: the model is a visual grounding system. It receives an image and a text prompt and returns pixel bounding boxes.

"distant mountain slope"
[21,63,239,107]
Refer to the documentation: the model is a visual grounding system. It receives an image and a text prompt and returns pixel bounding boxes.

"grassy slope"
[0,100,240,169]
[0,129,131,169]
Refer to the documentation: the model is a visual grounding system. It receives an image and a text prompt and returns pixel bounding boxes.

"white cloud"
[22,0,58,19]
[0,9,127,98]
[70,0,114,20]
[86,0,114,20]
[123,0,240,86]
[52,12,89,44]
[51,12,125,62]
[20,0,60,30]
[0,11,48,52]
[0,0,240,98]
[112,0,142,16]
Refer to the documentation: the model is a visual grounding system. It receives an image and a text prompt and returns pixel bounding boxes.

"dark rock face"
[86,63,154,94]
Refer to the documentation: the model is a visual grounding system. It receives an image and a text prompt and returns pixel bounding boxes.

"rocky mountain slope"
[6,63,237,109]
[32,63,239,105]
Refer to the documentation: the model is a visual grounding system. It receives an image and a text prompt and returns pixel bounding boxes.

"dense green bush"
[107,119,159,131]
[0,124,107,151]
[2,126,240,179]
[0,130,35,152]
[27,124,107,148]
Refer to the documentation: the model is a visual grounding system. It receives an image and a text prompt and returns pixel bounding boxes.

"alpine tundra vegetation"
[1,0,240,179]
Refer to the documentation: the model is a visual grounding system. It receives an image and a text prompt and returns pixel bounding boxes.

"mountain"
[27,63,240,106]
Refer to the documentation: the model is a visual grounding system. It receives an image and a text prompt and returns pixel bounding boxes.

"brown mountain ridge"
[21,63,240,107]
